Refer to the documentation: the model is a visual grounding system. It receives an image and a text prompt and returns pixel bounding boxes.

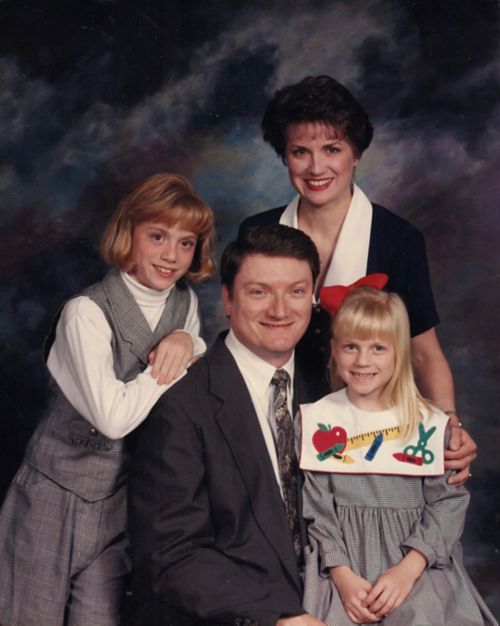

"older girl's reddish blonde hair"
[100,173,216,282]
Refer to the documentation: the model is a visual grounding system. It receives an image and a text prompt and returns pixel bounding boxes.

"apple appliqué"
[312,423,347,459]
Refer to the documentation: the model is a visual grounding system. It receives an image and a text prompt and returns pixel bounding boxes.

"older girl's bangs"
[134,197,213,235]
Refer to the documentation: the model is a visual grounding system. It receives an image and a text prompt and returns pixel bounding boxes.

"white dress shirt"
[225,330,294,492]
[47,271,205,440]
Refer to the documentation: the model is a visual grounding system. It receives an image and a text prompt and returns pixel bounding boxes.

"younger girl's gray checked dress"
[300,390,497,626]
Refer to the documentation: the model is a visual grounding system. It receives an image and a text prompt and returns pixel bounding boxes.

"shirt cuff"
[401,537,449,569]
[322,550,352,573]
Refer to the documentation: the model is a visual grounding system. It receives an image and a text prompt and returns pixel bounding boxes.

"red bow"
[319,273,389,315]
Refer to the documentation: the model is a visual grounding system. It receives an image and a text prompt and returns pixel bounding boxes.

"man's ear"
[222,285,232,318]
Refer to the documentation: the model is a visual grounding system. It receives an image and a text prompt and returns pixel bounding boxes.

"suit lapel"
[207,336,302,591]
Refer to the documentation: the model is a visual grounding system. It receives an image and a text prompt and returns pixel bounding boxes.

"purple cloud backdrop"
[1,0,498,614]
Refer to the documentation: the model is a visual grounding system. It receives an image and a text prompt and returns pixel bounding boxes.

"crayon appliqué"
[364,433,384,461]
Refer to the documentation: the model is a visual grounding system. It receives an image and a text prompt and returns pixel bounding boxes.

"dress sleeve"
[401,428,470,568]
[46,296,181,439]
[369,207,440,337]
[302,471,352,573]
[389,227,440,337]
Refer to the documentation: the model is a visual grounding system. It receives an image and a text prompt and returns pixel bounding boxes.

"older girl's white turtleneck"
[46,271,205,439]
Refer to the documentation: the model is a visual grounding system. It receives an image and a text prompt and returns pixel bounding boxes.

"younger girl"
[300,286,496,625]
[0,173,216,626]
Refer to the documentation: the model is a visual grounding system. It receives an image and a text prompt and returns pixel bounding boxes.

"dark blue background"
[1,0,498,616]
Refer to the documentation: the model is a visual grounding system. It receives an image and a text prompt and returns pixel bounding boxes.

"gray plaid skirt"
[0,462,130,626]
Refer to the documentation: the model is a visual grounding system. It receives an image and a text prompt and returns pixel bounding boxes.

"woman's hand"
[445,425,477,485]
[330,566,381,623]
[363,550,426,619]
[411,329,477,486]
[148,331,194,384]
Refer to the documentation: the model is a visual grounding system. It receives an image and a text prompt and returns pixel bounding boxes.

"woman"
[239,75,476,482]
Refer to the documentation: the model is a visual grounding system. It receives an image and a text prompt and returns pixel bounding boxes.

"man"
[127,224,328,626]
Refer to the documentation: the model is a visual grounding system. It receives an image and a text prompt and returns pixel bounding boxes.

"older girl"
[0,173,215,626]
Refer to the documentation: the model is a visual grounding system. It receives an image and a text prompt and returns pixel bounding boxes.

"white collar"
[279,184,373,286]
[279,195,300,228]
[300,389,448,477]
[225,330,294,398]
[121,271,174,308]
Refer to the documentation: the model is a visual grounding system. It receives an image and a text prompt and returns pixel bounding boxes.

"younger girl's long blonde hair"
[329,286,433,437]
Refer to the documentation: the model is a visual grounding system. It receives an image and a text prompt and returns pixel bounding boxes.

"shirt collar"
[279,195,300,228]
[225,330,294,398]
[121,271,174,307]
[279,184,373,289]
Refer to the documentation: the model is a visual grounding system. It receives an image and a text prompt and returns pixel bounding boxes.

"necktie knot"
[271,368,290,391]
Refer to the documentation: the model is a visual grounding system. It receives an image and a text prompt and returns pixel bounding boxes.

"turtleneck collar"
[121,271,174,308]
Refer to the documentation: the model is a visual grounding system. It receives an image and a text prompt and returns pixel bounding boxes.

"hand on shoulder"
[444,424,477,485]
[149,330,194,384]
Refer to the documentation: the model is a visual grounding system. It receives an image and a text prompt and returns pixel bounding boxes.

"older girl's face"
[128,221,197,291]
[285,122,359,213]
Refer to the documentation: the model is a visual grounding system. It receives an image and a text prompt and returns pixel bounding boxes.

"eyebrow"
[242,279,311,288]
[287,137,345,147]
[144,225,197,237]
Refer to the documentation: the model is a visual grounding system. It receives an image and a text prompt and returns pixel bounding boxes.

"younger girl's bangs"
[333,297,397,344]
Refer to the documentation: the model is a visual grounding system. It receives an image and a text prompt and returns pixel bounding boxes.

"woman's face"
[285,121,359,213]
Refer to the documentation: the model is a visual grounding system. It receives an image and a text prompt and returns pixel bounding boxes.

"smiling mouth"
[154,265,177,276]
[350,372,376,380]
[305,178,332,189]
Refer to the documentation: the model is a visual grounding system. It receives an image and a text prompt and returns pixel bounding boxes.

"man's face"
[222,253,313,367]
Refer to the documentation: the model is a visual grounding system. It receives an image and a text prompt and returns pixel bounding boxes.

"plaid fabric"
[301,469,497,625]
[0,270,190,625]
[25,270,190,501]
[0,465,129,625]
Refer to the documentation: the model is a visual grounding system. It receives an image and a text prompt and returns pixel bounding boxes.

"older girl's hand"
[148,331,194,384]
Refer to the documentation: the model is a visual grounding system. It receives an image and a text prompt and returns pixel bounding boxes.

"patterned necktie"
[271,369,302,560]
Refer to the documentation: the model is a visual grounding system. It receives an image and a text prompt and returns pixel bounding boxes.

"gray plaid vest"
[25,268,190,501]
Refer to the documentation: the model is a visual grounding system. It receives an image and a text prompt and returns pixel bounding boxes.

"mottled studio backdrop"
[1,0,499,616]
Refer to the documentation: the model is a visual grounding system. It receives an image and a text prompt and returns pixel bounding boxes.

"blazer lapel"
[207,336,302,592]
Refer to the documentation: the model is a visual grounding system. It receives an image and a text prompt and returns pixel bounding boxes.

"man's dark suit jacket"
[127,333,327,626]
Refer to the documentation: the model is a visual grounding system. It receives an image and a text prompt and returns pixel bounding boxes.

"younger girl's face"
[331,336,396,411]
[128,221,197,291]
